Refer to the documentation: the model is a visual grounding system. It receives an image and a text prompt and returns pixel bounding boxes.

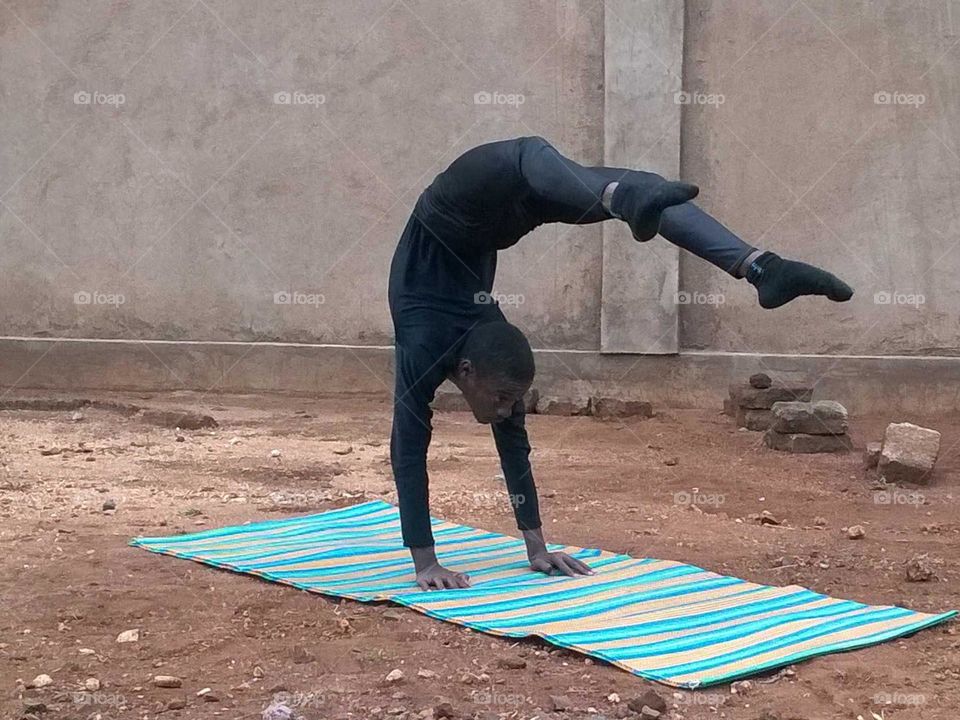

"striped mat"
[131,499,954,687]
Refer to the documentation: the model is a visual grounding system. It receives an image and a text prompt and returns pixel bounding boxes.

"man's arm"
[391,343,471,590]
[491,399,593,577]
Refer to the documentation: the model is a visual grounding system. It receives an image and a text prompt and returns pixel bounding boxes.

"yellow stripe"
[664,610,930,685]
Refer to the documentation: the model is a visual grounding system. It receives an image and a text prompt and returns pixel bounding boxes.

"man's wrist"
[522,527,548,559]
[409,544,439,573]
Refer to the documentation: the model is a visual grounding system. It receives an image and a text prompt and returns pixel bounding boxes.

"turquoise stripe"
[603,600,867,660]
[695,610,958,686]
[477,576,745,630]
[647,606,913,676]
[554,589,823,644]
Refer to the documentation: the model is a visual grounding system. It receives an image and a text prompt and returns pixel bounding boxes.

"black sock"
[746,252,854,309]
[611,175,699,242]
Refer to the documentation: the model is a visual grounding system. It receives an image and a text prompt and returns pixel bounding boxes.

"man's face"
[451,360,529,424]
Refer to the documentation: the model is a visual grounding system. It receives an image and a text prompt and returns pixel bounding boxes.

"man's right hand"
[410,545,471,590]
[415,563,471,590]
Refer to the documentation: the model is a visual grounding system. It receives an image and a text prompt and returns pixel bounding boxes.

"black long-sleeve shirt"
[388,136,613,548]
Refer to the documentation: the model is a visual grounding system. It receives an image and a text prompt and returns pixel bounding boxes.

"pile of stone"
[726,373,812,431]
[763,400,852,453]
[432,388,653,419]
[865,421,941,484]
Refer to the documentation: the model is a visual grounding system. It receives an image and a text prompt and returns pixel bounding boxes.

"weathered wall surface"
[3,1,960,410]
[679,0,960,356]
[1,0,605,350]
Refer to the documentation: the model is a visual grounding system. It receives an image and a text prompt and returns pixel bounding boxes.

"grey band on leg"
[734,249,765,278]
[601,181,620,219]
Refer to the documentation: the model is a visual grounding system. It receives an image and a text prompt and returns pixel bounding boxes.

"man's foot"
[611,174,699,242]
[746,252,854,309]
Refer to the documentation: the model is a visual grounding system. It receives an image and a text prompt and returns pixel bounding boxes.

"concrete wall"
[679,0,960,357]
[3,1,960,411]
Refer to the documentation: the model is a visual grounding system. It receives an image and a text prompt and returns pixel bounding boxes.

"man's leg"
[598,173,853,309]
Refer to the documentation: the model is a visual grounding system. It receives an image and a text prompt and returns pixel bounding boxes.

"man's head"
[451,322,535,424]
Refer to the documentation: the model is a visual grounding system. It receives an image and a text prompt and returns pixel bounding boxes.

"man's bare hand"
[528,551,594,578]
[415,563,471,591]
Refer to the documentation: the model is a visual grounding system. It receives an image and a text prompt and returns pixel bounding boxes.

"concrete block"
[730,384,814,409]
[763,430,852,453]
[735,407,773,431]
[536,395,591,416]
[591,397,653,419]
[770,400,848,435]
[879,422,941,484]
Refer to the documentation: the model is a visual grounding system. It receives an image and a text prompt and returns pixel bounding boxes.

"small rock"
[864,441,882,469]
[262,700,297,720]
[116,628,140,643]
[496,656,526,670]
[847,524,866,540]
[71,411,85,422]
[333,445,354,455]
[154,675,182,688]
[731,679,753,695]
[628,690,666,715]
[548,695,571,712]
[905,554,935,582]
[84,678,100,692]
[757,510,781,526]
[167,698,188,711]
[608,692,621,703]
[433,701,457,718]
[385,669,404,683]
[175,433,185,442]
[749,373,772,389]
[640,708,661,719]
[879,422,941,484]
[417,669,437,678]
[270,449,282,458]
[30,674,53,688]
[813,516,828,527]
[228,436,243,446]
[253,665,265,678]
[22,697,47,713]
[102,498,116,511]
[663,457,678,467]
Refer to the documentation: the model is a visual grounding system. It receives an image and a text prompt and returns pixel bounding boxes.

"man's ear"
[453,358,474,381]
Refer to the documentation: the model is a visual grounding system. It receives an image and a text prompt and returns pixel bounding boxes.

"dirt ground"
[1,390,957,720]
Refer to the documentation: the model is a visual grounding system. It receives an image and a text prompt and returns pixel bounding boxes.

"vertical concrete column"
[600,0,685,353]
